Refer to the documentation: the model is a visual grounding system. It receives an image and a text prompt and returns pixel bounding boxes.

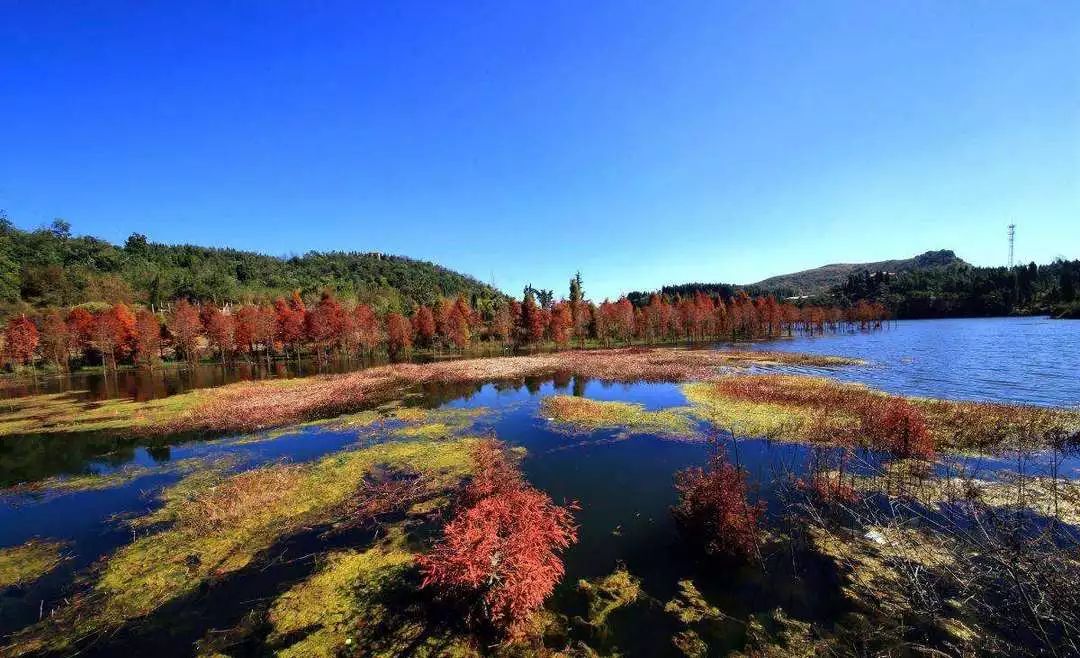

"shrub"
[860,397,934,460]
[672,450,764,561]
[418,439,578,640]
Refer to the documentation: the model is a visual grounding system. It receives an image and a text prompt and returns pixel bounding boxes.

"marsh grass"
[683,374,1080,455]
[0,539,67,589]
[541,395,696,437]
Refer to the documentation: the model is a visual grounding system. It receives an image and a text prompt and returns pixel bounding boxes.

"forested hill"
[628,251,1079,319]
[745,250,967,296]
[0,217,505,315]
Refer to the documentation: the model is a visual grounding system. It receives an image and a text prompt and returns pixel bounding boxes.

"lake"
[1,317,1078,656]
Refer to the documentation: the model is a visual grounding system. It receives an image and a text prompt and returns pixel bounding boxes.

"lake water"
[746,316,1079,408]
[1,317,1078,655]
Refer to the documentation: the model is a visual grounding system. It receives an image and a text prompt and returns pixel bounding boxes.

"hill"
[0,217,505,315]
[745,250,967,296]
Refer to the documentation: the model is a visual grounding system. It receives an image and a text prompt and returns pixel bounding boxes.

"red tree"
[204,308,235,364]
[412,305,437,348]
[354,304,381,354]
[169,300,203,363]
[66,307,96,359]
[672,449,764,562]
[274,297,306,357]
[233,305,259,356]
[419,440,578,639]
[549,302,572,348]
[4,315,39,366]
[39,310,71,369]
[134,309,162,367]
[385,312,412,358]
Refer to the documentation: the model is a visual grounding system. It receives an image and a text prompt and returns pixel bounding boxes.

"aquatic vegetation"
[733,608,828,658]
[576,567,641,627]
[684,374,1080,455]
[541,395,695,437]
[0,539,66,589]
[267,542,415,658]
[672,450,764,561]
[419,439,578,640]
[388,406,489,440]
[663,580,722,625]
[0,348,859,440]
[3,438,478,656]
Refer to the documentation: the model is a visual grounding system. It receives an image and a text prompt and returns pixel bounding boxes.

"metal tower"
[1008,224,1015,268]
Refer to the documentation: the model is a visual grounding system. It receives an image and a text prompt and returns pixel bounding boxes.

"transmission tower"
[1008,224,1015,268]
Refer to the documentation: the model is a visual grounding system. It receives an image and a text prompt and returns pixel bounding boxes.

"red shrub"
[672,451,765,561]
[859,397,934,460]
[419,439,578,640]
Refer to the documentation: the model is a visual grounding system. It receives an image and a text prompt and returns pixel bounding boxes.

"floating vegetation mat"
[0,540,67,589]
[541,396,696,438]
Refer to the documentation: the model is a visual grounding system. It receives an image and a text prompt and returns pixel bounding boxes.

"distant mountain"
[745,250,967,296]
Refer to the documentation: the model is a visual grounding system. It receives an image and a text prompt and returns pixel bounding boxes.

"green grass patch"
[541,395,696,437]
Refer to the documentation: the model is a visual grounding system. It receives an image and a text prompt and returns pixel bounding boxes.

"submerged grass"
[541,395,696,438]
[577,567,642,627]
[3,438,479,656]
[0,539,67,589]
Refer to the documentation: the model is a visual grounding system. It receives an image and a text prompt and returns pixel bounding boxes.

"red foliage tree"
[306,292,346,362]
[672,449,764,562]
[549,302,572,348]
[419,439,578,639]
[233,305,259,355]
[204,307,235,364]
[169,300,204,363]
[385,312,412,358]
[412,305,436,348]
[520,291,545,345]
[354,304,381,354]
[4,315,39,366]
[39,310,71,369]
[274,297,306,357]
[134,309,162,367]
[66,307,96,359]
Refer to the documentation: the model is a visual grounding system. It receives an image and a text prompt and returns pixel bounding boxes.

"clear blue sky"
[2,2,1077,300]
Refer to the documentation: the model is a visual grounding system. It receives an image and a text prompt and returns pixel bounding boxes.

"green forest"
[0,216,504,317]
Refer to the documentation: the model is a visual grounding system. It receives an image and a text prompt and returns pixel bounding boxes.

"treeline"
[0,216,503,316]
[0,275,889,372]
[833,260,1080,318]
[632,259,1080,320]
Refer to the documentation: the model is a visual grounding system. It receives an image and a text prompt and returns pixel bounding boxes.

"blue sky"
[1,2,1077,300]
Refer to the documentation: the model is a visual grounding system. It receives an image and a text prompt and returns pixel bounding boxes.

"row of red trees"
[0,288,889,371]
